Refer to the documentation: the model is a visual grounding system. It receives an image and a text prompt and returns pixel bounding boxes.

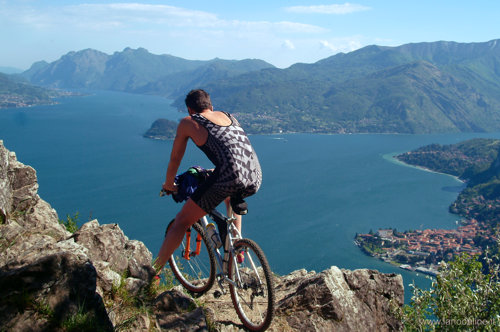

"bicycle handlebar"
[159,188,177,197]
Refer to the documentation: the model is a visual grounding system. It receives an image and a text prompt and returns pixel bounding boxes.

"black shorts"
[190,170,260,213]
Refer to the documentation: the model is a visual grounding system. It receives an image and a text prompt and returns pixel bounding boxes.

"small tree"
[398,243,500,331]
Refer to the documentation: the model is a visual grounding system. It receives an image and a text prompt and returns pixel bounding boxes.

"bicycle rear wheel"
[167,220,216,294]
[228,238,275,331]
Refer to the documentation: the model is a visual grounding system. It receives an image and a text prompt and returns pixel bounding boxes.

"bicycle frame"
[200,209,264,294]
[200,210,239,289]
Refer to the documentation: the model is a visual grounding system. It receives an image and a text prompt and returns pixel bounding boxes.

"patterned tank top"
[191,112,262,191]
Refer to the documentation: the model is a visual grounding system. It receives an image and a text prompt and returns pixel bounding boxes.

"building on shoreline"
[355,218,495,275]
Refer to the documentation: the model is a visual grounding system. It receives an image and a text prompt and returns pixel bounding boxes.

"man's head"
[185,89,212,113]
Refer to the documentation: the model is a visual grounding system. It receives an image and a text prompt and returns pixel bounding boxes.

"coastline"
[383,152,465,184]
[354,153,482,277]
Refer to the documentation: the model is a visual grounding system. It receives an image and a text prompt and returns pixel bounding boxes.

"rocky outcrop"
[73,220,155,296]
[0,252,113,331]
[275,268,403,331]
[0,140,404,331]
[198,268,403,331]
[0,141,156,331]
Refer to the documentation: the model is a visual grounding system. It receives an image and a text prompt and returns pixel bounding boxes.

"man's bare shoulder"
[178,116,197,128]
[177,115,204,137]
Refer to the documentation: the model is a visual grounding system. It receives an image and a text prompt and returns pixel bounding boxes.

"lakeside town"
[0,91,79,109]
[355,217,498,276]
[0,94,48,108]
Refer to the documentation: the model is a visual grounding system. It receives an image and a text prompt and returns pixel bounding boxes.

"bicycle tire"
[167,220,216,294]
[228,238,275,331]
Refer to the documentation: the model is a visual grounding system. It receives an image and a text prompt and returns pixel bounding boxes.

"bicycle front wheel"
[228,238,275,331]
[167,220,216,294]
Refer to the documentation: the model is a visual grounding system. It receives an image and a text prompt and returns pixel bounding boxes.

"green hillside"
[194,39,500,134]
[133,58,273,98]
[143,119,178,140]
[0,73,59,108]
[396,138,500,228]
[396,138,500,179]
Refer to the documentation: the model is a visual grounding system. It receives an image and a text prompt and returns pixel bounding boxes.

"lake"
[2,90,499,303]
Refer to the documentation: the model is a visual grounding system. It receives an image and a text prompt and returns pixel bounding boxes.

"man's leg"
[225,197,242,235]
[154,198,207,273]
[224,197,245,263]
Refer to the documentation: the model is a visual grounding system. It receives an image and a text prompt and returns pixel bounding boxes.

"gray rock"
[0,140,68,245]
[73,219,156,283]
[155,288,208,331]
[0,252,113,331]
[276,266,404,331]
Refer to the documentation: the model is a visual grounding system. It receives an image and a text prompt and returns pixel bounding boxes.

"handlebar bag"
[172,166,210,203]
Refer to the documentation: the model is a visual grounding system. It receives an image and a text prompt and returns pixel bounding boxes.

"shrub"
[59,212,80,233]
[398,243,500,331]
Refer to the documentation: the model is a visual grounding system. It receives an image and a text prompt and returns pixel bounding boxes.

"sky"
[1,0,499,70]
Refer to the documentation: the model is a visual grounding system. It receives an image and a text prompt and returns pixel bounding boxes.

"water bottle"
[206,223,222,249]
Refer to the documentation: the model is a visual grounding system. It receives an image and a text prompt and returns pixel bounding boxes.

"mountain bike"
[160,189,275,331]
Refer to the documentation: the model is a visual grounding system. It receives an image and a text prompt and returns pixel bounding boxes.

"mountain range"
[16,39,500,134]
[193,40,500,134]
[21,47,274,96]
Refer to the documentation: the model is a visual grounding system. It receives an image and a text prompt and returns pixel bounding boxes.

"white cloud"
[319,38,363,53]
[320,40,337,51]
[282,40,296,50]
[274,21,327,33]
[2,3,327,33]
[61,3,220,29]
[286,3,371,15]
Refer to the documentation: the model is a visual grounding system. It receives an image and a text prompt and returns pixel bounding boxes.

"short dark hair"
[185,89,212,113]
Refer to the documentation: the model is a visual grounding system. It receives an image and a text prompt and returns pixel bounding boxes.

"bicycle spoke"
[229,239,275,331]
[168,221,216,294]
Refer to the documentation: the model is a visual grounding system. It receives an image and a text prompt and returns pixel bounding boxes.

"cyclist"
[153,89,262,275]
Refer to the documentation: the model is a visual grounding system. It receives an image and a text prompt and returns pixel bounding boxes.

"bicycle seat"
[231,196,248,215]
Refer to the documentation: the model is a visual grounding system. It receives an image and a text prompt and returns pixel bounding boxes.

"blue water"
[2,91,500,303]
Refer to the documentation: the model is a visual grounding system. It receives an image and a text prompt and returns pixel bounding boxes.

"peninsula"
[356,138,500,275]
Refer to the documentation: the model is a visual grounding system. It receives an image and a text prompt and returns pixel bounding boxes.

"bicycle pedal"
[213,290,222,298]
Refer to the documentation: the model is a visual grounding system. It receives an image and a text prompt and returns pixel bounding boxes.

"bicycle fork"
[182,228,202,260]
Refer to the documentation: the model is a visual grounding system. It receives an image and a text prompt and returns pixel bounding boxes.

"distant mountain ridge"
[21,39,500,134]
[196,39,500,134]
[22,47,274,96]
[0,66,23,74]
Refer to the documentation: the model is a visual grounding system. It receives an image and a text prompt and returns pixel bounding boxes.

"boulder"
[73,219,156,295]
[0,251,113,331]
[275,266,404,331]
[154,287,208,331]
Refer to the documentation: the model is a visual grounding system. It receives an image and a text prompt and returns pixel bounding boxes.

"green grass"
[61,306,102,332]
[103,269,179,331]
[59,212,80,233]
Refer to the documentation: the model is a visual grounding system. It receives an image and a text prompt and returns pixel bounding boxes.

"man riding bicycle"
[153,89,262,275]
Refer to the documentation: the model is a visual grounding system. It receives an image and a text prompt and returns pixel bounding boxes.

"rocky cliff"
[0,140,404,331]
